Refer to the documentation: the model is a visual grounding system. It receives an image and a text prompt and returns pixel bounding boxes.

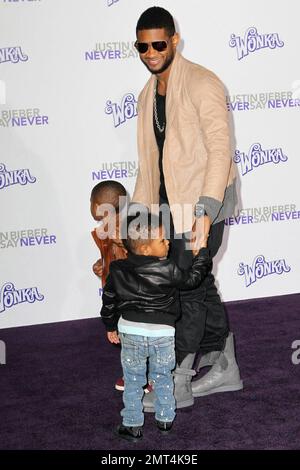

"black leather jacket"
[101,248,211,331]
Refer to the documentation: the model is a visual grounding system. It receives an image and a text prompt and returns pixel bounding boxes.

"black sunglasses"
[134,40,169,54]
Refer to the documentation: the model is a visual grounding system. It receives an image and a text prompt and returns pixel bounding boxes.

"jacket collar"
[145,51,184,130]
[165,51,183,129]
[127,252,162,266]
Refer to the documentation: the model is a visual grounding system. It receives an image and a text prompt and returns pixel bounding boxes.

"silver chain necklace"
[153,83,165,133]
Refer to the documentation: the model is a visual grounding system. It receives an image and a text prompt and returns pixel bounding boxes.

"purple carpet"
[0,293,299,450]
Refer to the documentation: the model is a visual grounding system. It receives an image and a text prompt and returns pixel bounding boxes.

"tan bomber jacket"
[132,51,236,233]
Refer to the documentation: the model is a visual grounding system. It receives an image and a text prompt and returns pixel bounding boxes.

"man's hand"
[107,331,120,344]
[191,215,211,255]
[93,259,103,277]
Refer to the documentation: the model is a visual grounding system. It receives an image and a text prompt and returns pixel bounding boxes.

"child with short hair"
[90,180,128,286]
[90,181,152,393]
[101,213,211,442]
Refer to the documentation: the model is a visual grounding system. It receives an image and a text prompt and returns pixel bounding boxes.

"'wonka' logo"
[229,27,284,60]
[0,282,44,313]
[107,0,119,6]
[105,93,137,127]
[238,255,291,287]
[0,163,36,189]
[233,143,288,176]
[0,47,28,64]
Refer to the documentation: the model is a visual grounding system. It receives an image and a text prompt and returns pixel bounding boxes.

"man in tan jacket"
[133,6,243,411]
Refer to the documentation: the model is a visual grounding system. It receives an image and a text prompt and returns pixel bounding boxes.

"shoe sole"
[157,429,172,435]
[176,398,194,409]
[116,386,151,393]
[143,406,155,413]
[144,398,194,413]
[114,429,142,443]
[193,380,244,397]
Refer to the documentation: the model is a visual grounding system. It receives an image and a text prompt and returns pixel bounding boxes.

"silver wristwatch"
[194,202,207,218]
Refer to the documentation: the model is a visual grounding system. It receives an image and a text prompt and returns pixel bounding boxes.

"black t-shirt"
[153,89,168,202]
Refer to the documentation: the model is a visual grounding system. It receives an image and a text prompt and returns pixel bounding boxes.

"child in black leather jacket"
[101,213,211,442]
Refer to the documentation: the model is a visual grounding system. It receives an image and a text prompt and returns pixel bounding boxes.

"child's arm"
[100,272,119,337]
[171,247,212,290]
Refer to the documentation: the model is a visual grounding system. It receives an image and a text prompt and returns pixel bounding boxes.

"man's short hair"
[136,6,175,37]
[122,212,163,254]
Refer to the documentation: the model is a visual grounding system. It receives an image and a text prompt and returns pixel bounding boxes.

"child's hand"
[93,259,103,277]
[107,331,120,344]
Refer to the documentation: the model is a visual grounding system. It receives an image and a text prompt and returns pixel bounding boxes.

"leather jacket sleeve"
[100,274,119,331]
[171,248,212,290]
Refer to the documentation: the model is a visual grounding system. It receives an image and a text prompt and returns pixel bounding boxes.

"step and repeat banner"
[1,0,299,328]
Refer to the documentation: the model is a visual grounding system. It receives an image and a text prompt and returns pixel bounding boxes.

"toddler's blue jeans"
[119,333,176,427]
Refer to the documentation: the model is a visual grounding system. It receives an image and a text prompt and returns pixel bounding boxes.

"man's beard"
[143,51,175,75]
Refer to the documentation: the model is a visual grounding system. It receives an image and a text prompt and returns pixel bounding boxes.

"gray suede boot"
[195,350,221,371]
[173,353,196,409]
[192,333,243,397]
[143,353,196,413]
